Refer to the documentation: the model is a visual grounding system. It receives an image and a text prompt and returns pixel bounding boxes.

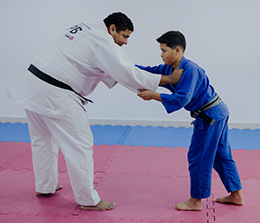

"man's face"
[109,25,132,47]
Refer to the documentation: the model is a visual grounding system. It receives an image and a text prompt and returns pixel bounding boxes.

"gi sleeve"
[136,64,173,75]
[101,76,117,89]
[161,67,200,113]
[92,42,161,93]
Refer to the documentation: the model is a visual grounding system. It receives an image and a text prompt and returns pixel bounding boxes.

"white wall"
[1,0,260,124]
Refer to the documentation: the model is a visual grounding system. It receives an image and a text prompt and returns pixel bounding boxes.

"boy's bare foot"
[173,197,202,211]
[215,190,243,206]
[36,185,63,196]
[80,200,116,211]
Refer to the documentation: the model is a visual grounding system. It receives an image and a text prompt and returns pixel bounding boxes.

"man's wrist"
[159,75,170,85]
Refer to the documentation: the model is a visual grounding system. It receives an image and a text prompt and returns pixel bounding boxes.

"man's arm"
[93,42,162,92]
[137,68,185,102]
[136,64,183,86]
[159,69,183,86]
[137,89,162,102]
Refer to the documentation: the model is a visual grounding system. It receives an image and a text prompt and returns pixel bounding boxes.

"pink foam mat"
[210,178,260,223]
[0,142,259,223]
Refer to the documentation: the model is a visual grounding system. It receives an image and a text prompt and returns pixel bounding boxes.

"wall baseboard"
[1,117,260,130]
[0,117,28,123]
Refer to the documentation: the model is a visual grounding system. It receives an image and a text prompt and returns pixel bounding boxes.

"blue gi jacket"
[136,56,229,122]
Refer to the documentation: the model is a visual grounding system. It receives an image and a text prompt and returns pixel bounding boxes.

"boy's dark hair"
[156,31,186,52]
[104,12,134,32]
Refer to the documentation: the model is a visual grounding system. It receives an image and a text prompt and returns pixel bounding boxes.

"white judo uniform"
[18,21,161,206]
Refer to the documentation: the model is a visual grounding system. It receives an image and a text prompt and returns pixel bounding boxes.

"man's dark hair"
[104,12,134,32]
[156,31,186,52]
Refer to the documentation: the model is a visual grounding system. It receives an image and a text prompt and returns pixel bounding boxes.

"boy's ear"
[176,46,181,52]
[175,46,183,54]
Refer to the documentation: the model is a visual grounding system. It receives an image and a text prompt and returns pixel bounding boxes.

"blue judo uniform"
[137,56,242,199]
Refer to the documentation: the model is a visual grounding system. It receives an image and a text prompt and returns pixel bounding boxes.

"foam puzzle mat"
[0,123,259,223]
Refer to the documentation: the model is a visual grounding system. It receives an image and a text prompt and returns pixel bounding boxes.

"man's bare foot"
[80,200,116,211]
[173,197,202,211]
[36,185,63,196]
[215,190,243,206]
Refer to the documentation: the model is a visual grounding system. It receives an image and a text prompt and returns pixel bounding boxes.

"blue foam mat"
[228,128,260,150]
[91,125,131,145]
[0,123,31,143]
[122,125,193,148]
[0,123,259,150]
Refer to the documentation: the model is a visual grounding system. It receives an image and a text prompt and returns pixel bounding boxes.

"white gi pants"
[25,99,100,206]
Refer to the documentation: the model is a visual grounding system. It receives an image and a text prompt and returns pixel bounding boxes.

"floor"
[0,122,259,223]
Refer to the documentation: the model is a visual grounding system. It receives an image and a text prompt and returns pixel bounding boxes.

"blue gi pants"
[188,116,242,199]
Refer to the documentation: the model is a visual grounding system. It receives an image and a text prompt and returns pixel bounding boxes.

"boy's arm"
[136,64,183,85]
[135,64,167,74]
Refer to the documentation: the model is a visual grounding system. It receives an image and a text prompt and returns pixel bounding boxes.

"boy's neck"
[172,56,183,70]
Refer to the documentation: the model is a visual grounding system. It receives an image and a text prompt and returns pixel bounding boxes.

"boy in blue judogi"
[137,31,243,211]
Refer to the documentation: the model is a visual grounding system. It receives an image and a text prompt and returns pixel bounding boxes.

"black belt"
[190,94,221,126]
[28,64,93,103]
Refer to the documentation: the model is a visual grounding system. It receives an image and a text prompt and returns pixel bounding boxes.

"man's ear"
[108,24,116,34]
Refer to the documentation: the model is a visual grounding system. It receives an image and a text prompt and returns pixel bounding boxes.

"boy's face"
[159,43,178,66]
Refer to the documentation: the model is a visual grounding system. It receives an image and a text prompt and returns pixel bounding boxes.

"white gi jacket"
[18,21,161,118]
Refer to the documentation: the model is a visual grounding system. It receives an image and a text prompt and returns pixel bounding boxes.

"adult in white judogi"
[18,12,181,211]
